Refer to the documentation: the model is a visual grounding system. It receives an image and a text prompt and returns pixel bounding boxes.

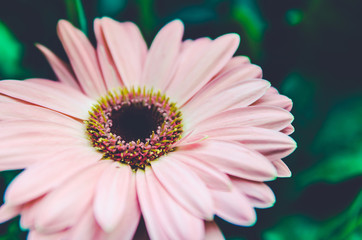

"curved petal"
[0,102,81,126]
[136,169,204,240]
[94,18,124,90]
[0,94,20,103]
[217,56,252,75]
[282,124,295,135]
[36,44,81,91]
[94,163,137,232]
[183,79,270,128]
[199,127,297,160]
[57,20,107,98]
[167,34,240,105]
[20,199,45,229]
[0,119,85,139]
[100,17,147,88]
[164,37,211,91]
[0,120,90,170]
[152,157,214,219]
[0,79,93,119]
[211,187,256,226]
[205,221,225,240]
[273,159,292,177]
[33,161,111,233]
[179,140,277,181]
[0,204,21,224]
[5,147,101,206]
[194,106,294,133]
[185,64,263,110]
[140,20,184,90]
[172,152,232,191]
[231,177,275,208]
[69,208,105,240]
[104,189,141,240]
[253,87,293,111]
[27,230,69,240]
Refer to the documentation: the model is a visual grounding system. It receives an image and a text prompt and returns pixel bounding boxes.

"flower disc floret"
[85,87,183,170]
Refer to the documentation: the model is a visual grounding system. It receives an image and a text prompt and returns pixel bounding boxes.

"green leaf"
[263,216,320,240]
[313,98,362,154]
[280,72,317,126]
[299,147,362,185]
[65,0,88,35]
[300,97,362,185]
[136,0,156,36]
[319,190,362,240]
[264,190,362,240]
[0,21,24,78]
[285,9,303,26]
[231,0,266,59]
[97,0,127,17]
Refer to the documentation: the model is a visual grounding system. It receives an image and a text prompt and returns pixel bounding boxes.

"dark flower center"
[85,87,183,170]
[110,105,165,142]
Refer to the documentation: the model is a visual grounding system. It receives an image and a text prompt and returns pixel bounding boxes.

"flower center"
[85,87,183,170]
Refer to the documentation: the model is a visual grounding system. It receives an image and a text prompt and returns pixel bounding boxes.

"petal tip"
[57,19,71,29]
[169,19,184,29]
[222,33,241,48]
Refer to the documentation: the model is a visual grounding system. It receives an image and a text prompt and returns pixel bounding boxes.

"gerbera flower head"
[0,18,296,239]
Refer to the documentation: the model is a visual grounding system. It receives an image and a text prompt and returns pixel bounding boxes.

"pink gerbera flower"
[0,18,296,239]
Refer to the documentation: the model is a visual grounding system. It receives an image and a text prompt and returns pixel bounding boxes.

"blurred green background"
[1,0,362,239]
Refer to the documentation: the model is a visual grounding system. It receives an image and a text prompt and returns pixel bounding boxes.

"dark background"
[0,0,362,239]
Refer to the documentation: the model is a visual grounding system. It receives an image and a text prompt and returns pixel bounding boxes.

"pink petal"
[0,94,20,103]
[206,63,262,93]
[94,19,124,90]
[20,200,41,229]
[0,204,21,223]
[205,221,225,240]
[0,120,89,170]
[100,17,147,88]
[104,191,141,240]
[0,119,85,139]
[167,34,240,105]
[36,44,81,91]
[282,124,295,135]
[0,79,93,119]
[180,140,277,181]
[164,37,211,90]
[253,87,293,111]
[27,230,69,240]
[182,64,263,123]
[211,187,256,226]
[33,161,111,233]
[183,79,270,127]
[231,177,275,208]
[96,45,123,90]
[69,208,105,240]
[140,20,184,90]
[273,159,292,177]
[173,152,232,191]
[151,157,214,219]
[217,56,252,75]
[5,147,101,206]
[172,130,208,147]
[0,102,81,126]
[200,127,297,160]
[94,163,137,232]
[123,20,148,62]
[57,20,107,98]
[194,106,294,133]
[136,169,204,240]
